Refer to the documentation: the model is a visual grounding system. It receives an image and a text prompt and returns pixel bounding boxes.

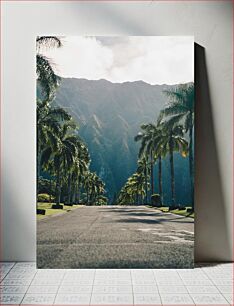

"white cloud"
[41,36,194,85]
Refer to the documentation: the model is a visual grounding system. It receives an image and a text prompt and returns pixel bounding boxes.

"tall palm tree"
[136,157,150,204]
[159,83,194,209]
[52,123,78,205]
[117,172,147,205]
[36,36,62,100]
[158,122,188,206]
[135,123,164,203]
[37,99,71,178]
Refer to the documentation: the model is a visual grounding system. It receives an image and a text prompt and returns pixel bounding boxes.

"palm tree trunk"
[56,166,61,205]
[169,138,175,207]
[75,181,80,204]
[158,155,163,205]
[50,179,52,204]
[37,151,42,180]
[86,188,89,205]
[189,121,194,211]
[67,174,71,204]
[145,159,148,204]
[71,182,76,204]
[136,186,139,205]
[150,150,154,203]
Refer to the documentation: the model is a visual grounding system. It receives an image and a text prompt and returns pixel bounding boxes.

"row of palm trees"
[117,83,194,210]
[37,36,107,206]
[37,98,107,206]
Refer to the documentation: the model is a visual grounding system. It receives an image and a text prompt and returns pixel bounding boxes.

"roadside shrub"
[37,209,46,215]
[151,194,161,207]
[37,193,54,203]
[37,178,56,196]
[169,205,179,210]
[52,204,63,209]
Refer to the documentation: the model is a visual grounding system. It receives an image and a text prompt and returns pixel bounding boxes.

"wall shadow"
[195,44,231,262]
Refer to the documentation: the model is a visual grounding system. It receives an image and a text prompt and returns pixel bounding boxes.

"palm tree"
[157,122,188,207]
[159,83,194,209]
[117,172,147,205]
[52,123,78,205]
[37,99,71,178]
[136,157,150,204]
[135,123,164,204]
[36,36,62,100]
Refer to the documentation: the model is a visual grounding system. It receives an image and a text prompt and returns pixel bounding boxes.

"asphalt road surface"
[37,206,194,269]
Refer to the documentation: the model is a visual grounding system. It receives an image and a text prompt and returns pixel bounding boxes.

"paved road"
[37,206,194,269]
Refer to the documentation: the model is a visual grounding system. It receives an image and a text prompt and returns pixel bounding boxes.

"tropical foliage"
[37,36,194,210]
[117,83,194,210]
[37,37,107,208]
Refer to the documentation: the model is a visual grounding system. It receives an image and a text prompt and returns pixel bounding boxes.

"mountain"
[53,78,192,204]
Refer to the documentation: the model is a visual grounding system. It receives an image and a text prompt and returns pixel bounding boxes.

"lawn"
[37,202,83,220]
[156,206,194,218]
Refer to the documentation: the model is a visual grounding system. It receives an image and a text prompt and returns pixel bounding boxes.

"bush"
[151,194,161,207]
[169,205,179,210]
[37,193,54,203]
[52,204,63,209]
[37,209,46,215]
[37,178,56,196]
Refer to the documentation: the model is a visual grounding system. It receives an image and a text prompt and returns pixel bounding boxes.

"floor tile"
[132,279,156,285]
[217,285,233,293]
[55,294,91,305]
[0,285,28,294]
[93,279,132,285]
[156,279,184,285]
[91,294,133,305]
[160,294,194,305]
[92,285,132,294]
[134,294,161,305]
[0,262,15,269]
[211,279,233,285]
[0,279,32,286]
[31,278,61,286]
[62,278,94,285]
[0,294,24,305]
[21,293,55,305]
[58,285,92,294]
[190,293,229,305]
[27,285,59,294]
[133,285,158,294]
[181,279,213,286]
[4,273,35,280]
[223,293,233,304]
[158,285,187,294]
[186,285,219,293]
[14,262,36,268]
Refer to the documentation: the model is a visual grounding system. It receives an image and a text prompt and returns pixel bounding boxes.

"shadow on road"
[115,217,193,225]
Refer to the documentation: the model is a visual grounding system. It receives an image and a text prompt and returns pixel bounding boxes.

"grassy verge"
[37,202,83,220]
[156,206,194,218]
[146,205,194,218]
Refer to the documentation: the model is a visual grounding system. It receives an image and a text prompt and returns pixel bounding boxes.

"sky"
[41,36,194,85]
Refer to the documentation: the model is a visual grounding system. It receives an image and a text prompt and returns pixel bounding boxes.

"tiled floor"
[0,262,233,305]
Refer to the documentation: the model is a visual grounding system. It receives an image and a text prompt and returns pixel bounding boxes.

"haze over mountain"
[53,78,192,204]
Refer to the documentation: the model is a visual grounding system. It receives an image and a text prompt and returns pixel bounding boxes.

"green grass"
[37,202,83,220]
[157,206,194,218]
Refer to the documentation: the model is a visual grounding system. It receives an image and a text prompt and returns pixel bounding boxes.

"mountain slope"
[53,78,191,204]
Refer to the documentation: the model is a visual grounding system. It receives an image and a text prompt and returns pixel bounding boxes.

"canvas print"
[37,36,194,268]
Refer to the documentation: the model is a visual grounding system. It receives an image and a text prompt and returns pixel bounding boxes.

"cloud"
[41,36,194,85]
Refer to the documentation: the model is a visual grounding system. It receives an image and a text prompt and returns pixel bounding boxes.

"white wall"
[2,1,233,262]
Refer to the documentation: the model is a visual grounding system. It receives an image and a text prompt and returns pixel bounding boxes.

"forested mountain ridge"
[52,78,191,204]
